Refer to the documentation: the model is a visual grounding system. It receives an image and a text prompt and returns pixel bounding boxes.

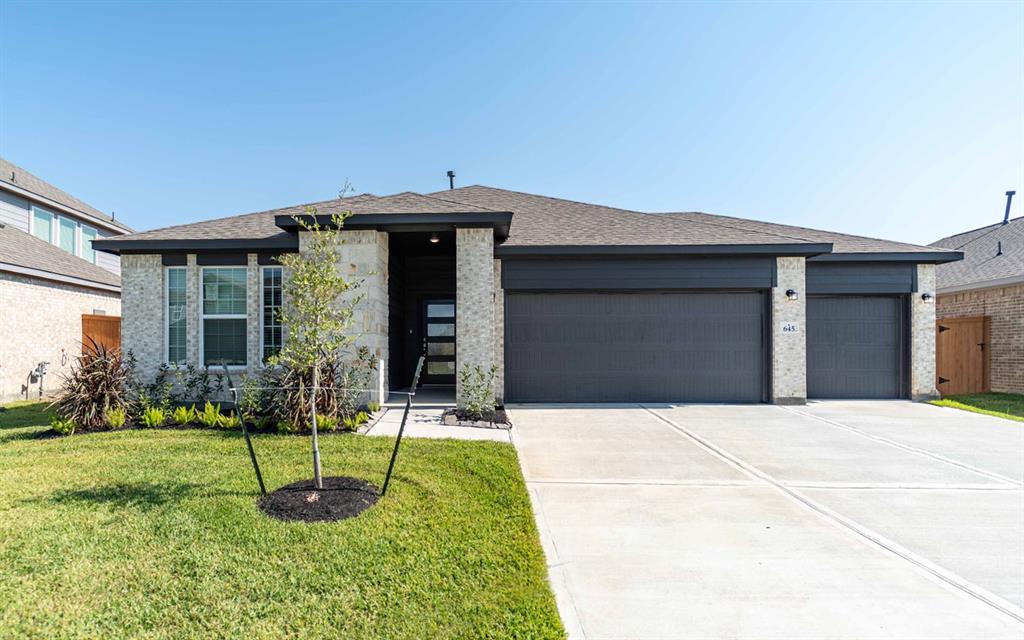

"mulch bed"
[441,408,512,430]
[257,476,379,523]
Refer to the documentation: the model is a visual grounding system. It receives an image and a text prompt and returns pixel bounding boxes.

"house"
[929,196,1022,395]
[0,157,132,402]
[93,185,960,406]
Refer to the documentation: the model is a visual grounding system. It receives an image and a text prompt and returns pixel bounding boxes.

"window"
[166,268,187,363]
[261,266,283,363]
[31,207,53,242]
[201,267,247,367]
[81,225,97,263]
[58,216,77,254]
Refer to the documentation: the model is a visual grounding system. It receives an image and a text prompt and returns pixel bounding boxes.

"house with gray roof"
[94,184,960,406]
[0,157,131,401]
[930,199,1022,395]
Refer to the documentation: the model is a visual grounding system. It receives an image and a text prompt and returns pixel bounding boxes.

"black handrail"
[381,356,425,497]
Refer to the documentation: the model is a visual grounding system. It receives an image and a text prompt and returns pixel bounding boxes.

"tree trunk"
[311,361,323,489]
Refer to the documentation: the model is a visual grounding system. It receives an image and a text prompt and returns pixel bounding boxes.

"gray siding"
[806,262,916,294]
[94,227,121,274]
[502,256,774,290]
[0,189,30,232]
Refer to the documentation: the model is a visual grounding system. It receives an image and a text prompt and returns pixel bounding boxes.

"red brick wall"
[936,284,1024,394]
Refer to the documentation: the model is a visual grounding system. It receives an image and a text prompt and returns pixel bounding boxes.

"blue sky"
[1,1,1020,245]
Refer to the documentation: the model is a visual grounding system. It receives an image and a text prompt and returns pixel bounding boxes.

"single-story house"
[93,185,961,406]
[0,157,132,402]
[930,199,1022,395]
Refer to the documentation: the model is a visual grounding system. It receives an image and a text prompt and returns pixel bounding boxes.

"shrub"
[50,417,76,436]
[315,413,340,432]
[171,405,194,426]
[196,401,222,429]
[140,406,166,428]
[52,339,130,431]
[458,364,497,421]
[276,421,298,435]
[218,412,241,430]
[366,401,381,413]
[104,407,127,429]
[264,359,342,430]
[340,411,368,432]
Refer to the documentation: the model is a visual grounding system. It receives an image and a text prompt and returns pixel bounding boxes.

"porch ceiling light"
[785,289,798,301]
[429,233,440,244]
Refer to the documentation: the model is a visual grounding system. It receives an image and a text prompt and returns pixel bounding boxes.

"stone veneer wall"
[455,228,495,406]
[936,282,1023,394]
[493,259,504,403]
[185,255,200,365]
[772,257,807,404]
[120,254,164,383]
[0,272,121,402]
[910,263,938,400]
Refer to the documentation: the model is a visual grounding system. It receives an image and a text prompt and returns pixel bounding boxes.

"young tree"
[272,208,363,489]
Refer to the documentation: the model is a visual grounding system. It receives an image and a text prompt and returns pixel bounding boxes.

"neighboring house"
[929,205,1022,395]
[94,186,960,406]
[0,158,132,402]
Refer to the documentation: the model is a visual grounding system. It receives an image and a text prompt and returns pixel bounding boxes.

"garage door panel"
[506,292,766,403]
[807,296,904,399]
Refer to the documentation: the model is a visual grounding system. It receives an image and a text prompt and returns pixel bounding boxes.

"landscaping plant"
[52,339,130,431]
[196,402,222,429]
[218,412,241,430]
[50,416,76,436]
[140,407,166,428]
[104,407,127,429]
[458,364,498,421]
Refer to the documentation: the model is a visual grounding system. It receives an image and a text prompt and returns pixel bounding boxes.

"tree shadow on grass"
[0,402,53,430]
[46,482,203,511]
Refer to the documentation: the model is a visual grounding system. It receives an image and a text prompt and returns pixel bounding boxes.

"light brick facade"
[456,228,495,406]
[0,272,121,402]
[772,257,806,404]
[120,254,164,383]
[910,264,938,400]
[493,259,504,403]
[937,282,1024,394]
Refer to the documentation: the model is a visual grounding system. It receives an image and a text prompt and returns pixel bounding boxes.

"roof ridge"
[445,184,646,215]
[418,190,502,212]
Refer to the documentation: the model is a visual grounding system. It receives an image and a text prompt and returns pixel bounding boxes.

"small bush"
[104,407,127,429]
[218,412,240,430]
[140,407,166,428]
[366,401,381,413]
[458,364,497,421]
[196,402,222,429]
[276,421,298,435]
[314,413,340,432]
[50,417,76,436]
[355,410,369,425]
[171,405,194,426]
[340,411,368,431]
[52,339,130,431]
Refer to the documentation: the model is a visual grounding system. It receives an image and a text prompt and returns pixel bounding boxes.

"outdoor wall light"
[429,233,440,244]
[785,289,798,301]
[921,293,933,303]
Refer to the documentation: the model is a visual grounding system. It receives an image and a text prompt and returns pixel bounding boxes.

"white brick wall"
[772,257,807,404]
[456,228,495,406]
[493,258,504,403]
[120,254,164,383]
[0,272,121,402]
[911,263,938,400]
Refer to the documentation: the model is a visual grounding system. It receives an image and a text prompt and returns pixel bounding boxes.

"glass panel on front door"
[423,298,455,384]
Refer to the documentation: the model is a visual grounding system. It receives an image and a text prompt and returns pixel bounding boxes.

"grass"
[930,392,1024,423]
[0,402,564,639]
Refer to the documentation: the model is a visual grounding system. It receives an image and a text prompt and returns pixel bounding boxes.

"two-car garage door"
[505,292,766,403]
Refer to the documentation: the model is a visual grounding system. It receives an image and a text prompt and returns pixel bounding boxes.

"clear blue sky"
[1,2,1020,245]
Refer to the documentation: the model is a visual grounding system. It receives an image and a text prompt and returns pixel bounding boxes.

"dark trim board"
[806,262,918,295]
[810,251,962,264]
[496,243,833,258]
[502,256,776,290]
[277,212,514,242]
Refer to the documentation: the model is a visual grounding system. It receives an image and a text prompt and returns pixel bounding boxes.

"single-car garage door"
[505,291,766,403]
[807,296,905,399]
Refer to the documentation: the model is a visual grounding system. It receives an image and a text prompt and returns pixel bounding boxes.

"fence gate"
[936,316,988,395]
[82,314,121,353]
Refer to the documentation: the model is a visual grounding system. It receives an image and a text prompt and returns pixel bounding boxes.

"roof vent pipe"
[447,170,455,190]
[996,240,1003,257]
[1004,190,1016,225]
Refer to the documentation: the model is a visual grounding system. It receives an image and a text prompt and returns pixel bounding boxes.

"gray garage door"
[505,292,766,403]
[807,296,905,399]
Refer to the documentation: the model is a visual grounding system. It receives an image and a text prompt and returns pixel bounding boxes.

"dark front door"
[505,291,767,403]
[422,298,455,384]
[807,295,905,399]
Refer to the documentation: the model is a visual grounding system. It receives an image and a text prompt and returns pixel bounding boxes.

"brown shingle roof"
[0,223,120,289]
[0,157,133,233]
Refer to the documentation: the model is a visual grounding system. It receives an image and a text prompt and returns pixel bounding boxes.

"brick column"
[911,263,938,401]
[456,228,495,407]
[493,258,504,403]
[186,254,200,365]
[246,254,260,374]
[120,254,164,383]
[772,257,807,404]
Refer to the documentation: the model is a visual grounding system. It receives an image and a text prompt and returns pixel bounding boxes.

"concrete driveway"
[510,401,1024,639]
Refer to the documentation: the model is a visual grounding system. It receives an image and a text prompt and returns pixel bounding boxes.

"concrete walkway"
[511,402,1024,639]
[363,407,510,442]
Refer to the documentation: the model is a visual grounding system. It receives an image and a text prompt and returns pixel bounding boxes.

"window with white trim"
[31,206,54,243]
[81,225,98,263]
[166,267,187,363]
[202,267,247,367]
[58,216,77,254]
[261,266,283,362]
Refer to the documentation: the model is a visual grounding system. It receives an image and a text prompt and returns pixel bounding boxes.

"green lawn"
[930,392,1024,423]
[0,402,563,639]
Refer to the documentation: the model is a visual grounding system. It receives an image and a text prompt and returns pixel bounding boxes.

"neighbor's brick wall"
[456,228,495,407]
[0,272,121,402]
[910,264,938,400]
[937,282,1024,394]
[772,257,806,404]
[493,259,504,403]
[120,254,164,384]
